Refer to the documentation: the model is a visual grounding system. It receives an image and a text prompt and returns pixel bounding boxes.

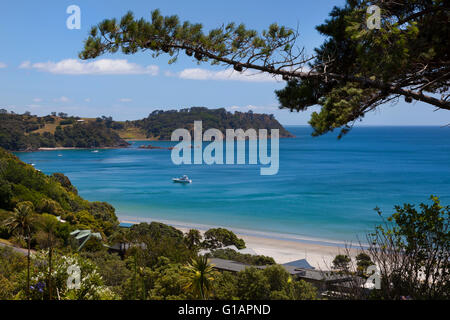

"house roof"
[70,229,102,251]
[282,258,315,270]
[209,258,250,273]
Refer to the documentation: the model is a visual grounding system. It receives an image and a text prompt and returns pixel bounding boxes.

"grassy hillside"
[0,112,129,151]
[0,148,119,237]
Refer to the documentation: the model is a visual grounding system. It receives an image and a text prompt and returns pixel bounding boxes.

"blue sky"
[0,0,448,125]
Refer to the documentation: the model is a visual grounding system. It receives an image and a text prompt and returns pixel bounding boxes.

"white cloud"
[19,59,159,75]
[19,61,31,68]
[53,96,70,103]
[33,98,42,102]
[174,68,282,83]
[119,98,133,102]
[0,62,7,68]
[85,98,91,103]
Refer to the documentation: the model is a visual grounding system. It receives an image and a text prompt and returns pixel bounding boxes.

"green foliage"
[0,112,128,151]
[184,229,202,252]
[203,227,246,250]
[81,237,105,253]
[117,222,193,270]
[37,198,63,216]
[0,246,27,299]
[212,271,238,299]
[54,121,128,149]
[0,148,119,237]
[144,257,193,300]
[355,252,373,276]
[0,210,11,238]
[80,250,132,297]
[129,221,184,241]
[208,248,275,266]
[182,255,216,299]
[236,267,271,300]
[126,107,292,140]
[0,179,13,208]
[332,254,351,270]
[4,201,35,240]
[0,113,46,151]
[233,265,317,300]
[277,0,449,136]
[0,108,292,150]
[81,3,449,138]
[23,250,118,300]
[51,173,78,195]
[368,195,449,299]
[80,9,296,67]
[291,279,319,300]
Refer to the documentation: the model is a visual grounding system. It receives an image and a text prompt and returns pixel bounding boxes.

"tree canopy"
[80,0,449,138]
[130,107,292,140]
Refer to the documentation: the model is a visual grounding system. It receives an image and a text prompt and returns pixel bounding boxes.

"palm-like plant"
[182,255,215,300]
[4,201,35,299]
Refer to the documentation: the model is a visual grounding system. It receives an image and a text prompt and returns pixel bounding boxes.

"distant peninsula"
[118,107,294,140]
[0,107,293,151]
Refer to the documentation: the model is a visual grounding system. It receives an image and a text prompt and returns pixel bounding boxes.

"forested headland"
[121,107,294,140]
[0,108,293,151]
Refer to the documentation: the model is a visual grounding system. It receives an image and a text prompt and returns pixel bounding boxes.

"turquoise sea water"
[15,126,450,244]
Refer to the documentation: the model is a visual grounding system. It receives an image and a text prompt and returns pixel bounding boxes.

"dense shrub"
[208,248,275,266]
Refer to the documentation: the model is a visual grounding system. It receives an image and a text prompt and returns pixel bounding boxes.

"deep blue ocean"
[15,126,450,245]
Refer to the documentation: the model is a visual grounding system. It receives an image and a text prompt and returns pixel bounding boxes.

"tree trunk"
[26,234,31,300]
[48,247,53,300]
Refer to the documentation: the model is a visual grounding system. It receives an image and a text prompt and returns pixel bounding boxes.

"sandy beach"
[37,146,126,151]
[120,218,361,270]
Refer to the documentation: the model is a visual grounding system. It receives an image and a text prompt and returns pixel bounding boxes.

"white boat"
[92,150,99,153]
[172,175,192,184]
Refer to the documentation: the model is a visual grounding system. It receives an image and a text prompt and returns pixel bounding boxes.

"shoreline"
[13,146,129,152]
[126,136,296,142]
[12,135,294,152]
[119,216,363,269]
